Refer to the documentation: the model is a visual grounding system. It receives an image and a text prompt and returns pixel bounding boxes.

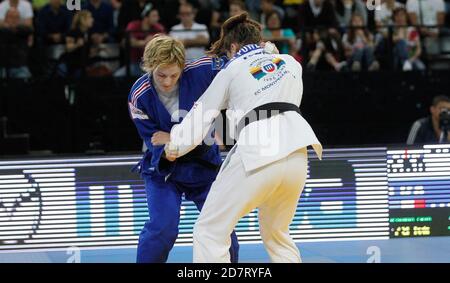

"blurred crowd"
[0,0,449,78]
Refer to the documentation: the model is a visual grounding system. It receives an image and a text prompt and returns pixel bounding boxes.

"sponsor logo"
[262,62,276,73]
[250,57,285,80]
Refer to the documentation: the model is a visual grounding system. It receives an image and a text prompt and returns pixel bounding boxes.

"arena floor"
[1,237,449,263]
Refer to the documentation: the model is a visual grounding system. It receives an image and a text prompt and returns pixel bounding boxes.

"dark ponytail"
[207,12,262,56]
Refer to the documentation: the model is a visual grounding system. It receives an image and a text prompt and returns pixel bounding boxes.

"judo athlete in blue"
[128,35,239,263]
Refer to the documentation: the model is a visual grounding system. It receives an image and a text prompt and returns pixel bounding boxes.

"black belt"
[176,144,221,171]
[177,144,211,160]
[236,102,302,137]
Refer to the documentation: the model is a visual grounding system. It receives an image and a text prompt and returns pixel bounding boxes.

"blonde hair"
[141,35,186,73]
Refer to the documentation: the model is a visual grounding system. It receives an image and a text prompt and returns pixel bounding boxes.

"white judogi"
[168,44,323,262]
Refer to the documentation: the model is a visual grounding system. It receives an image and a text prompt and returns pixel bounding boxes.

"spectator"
[407,95,450,145]
[342,13,380,71]
[322,27,348,71]
[245,0,261,20]
[263,10,297,55]
[373,0,404,65]
[118,0,151,33]
[210,0,247,27]
[192,0,216,27]
[0,0,33,28]
[375,0,404,30]
[305,28,348,70]
[259,0,285,29]
[406,0,445,29]
[334,0,368,29]
[169,2,209,61]
[229,0,247,17]
[115,5,165,76]
[37,0,72,46]
[156,0,181,29]
[392,7,425,71]
[0,7,33,78]
[84,0,115,44]
[299,0,347,71]
[406,0,445,38]
[210,0,247,42]
[298,0,338,29]
[280,0,303,33]
[62,10,94,77]
[109,0,122,29]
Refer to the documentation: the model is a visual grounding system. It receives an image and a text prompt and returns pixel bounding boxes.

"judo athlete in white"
[165,13,323,263]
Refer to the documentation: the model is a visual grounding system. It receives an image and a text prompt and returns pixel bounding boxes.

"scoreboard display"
[387,145,450,238]
[0,144,449,251]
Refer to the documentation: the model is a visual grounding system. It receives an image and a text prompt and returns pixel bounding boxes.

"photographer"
[407,95,450,145]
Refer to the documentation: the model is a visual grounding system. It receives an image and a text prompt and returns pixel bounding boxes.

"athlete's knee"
[143,220,179,243]
[260,225,285,243]
[192,221,207,242]
[259,227,272,242]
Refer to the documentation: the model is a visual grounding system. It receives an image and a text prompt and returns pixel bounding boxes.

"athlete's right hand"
[151,131,170,146]
[261,41,279,54]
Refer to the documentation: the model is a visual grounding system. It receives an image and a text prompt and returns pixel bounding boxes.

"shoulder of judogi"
[184,56,214,73]
[277,54,302,74]
[128,74,153,108]
[183,56,221,87]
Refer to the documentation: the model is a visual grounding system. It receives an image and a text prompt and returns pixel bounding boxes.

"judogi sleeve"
[129,94,172,174]
[129,100,154,148]
[169,68,233,157]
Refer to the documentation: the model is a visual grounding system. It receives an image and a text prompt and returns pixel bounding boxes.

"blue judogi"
[128,57,239,263]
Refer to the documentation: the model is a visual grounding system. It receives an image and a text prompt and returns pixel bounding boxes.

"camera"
[439,108,450,130]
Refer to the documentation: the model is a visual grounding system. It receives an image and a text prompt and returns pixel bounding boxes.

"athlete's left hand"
[164,143,178,162]
[151,131,170,146]
[261,41,279,54]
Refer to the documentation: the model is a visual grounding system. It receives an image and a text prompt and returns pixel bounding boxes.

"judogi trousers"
[193,147,308,263]
[137,174,239,263]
